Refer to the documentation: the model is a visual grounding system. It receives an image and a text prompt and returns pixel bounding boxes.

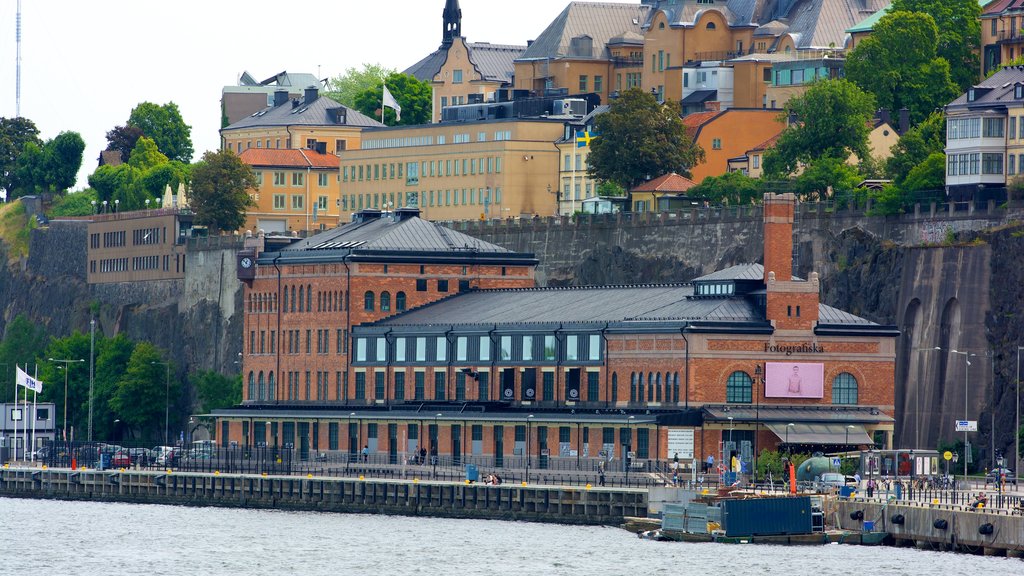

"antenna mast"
[16,0,22,117]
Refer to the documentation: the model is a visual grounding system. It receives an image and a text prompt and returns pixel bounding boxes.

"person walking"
[361,445,369,462]
[706,454,714,474]
[598,461,606,487]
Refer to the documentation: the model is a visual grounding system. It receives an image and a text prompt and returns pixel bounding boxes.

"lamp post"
[949,349,975,486]
[347,412,355,472]
[151,361,170,446]
[727,416,734,475]
[433,413,441,478]
[526,414,534,484]
[265,420,271,473]
[626,415,636,485]
[1016,345,1023,485]
[48,357,84,445]
[786,422,795,455]
[88,317,95,441]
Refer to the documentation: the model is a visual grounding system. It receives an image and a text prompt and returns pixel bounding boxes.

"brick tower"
[763,193,819,331]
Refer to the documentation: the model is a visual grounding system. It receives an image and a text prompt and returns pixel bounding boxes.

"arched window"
[673,372,680,403]
[706,22,716,30]
[282,286,289,313]
[306,285,312,312]
[832,372,859,405]
[381,291,391,312]
[364,291,375,311]
[268,372,276,401]
[248,372,255,400]
[630,372,637,402]
[655,373,662,402]
[612,373,618,403]
[637,373,645,403]
[298,285,304,312]
[258,371,266,401]
[396,291,407,312]
[290,284,296,312]
[659,21,665,29]
[726,371,753,403]
[647,373,654,402]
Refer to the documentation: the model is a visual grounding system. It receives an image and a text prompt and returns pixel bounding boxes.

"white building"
[681,61,734,115]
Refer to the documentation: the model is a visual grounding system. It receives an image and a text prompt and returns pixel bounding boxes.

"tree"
[0,315,48,398]
[886,112,946,187]
[763,79,876,177]
[0,117,41,199]
[11,131,85,198]
[898,152,946,195]
[353,73,432,126]
[588,88,704,192]
[596,181,626,197]
[792,157,864,202]
[890,0,981,91]
[104,124,144,164]
[189,149,257,233]
[192,370,241,414]
[110,342,174,441]
[49,190,98,217]
[127,102,194,163]
[38,332,91,439]
[846,11,959,127]
[326,63,396,108]
[689,171,763,205]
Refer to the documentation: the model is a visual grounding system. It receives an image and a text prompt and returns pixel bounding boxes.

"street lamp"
[48,357,84,445]
[347,412,355,471]
[433,413,442,478]
[727,416,734,475]
[1016,345,1024,485]
[845,424,854,452]
[526,414,534,483]
[786,422,795,455]
[151,361,171,446]
[949,349,975,486]
[626,415,636,484]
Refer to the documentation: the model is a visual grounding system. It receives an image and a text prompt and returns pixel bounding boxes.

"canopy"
[766,423,873,445]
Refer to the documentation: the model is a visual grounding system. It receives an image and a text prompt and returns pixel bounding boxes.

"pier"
[0,467,647,526]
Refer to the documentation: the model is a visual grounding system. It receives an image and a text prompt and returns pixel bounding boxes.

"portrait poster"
[765,362,824,398]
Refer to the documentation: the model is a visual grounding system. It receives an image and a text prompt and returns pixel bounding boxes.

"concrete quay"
[836,498,1024,557]
[0,467,647,526]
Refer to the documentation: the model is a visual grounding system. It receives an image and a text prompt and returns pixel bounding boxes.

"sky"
[0,0,639,190]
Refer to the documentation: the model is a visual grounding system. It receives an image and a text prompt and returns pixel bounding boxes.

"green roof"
[847,1,995,34]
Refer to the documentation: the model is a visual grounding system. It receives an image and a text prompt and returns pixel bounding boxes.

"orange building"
[684,107,786,183]
[238,148,341,234]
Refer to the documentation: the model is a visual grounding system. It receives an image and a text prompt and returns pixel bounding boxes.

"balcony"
[998,29,1024,44]
[610,56,643,68]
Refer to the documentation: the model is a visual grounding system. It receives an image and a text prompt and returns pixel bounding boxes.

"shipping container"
[721,496,812,537]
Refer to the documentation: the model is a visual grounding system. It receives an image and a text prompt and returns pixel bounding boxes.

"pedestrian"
[361,445,369,462]
[598,460,606,487]
[706,454,714,474]
[867,478,876,497]
[672,471,679,487]
[419,446,426,465]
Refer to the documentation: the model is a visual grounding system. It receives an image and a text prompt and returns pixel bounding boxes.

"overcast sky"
[0,0,638,189]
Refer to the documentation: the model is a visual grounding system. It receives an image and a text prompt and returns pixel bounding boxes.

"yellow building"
[513,2,648,102]
[337,119,565,221]
[555,116,603,215]
[220,86,382,157]
[238,148,341,234]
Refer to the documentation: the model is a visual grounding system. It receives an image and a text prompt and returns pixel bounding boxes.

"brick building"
[215,194,897,472]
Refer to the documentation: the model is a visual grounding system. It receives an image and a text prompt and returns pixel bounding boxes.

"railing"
[610,57,643,68]
[998,29,1024,43]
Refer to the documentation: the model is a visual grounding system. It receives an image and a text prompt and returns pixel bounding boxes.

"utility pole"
[88,317,95,441]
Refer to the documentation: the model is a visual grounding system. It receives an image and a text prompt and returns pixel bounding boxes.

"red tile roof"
[749,133,782,153]
[239,148,340,169]
[681,110,721,129]
[631,172,697,193]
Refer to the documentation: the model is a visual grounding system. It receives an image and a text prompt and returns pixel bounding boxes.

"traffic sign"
[943,451,953,461]
[831,457,841,468]
[955,420,978,432]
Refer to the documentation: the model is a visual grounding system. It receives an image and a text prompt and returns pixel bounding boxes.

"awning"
[681,89,717,105]
[766,423,872,445]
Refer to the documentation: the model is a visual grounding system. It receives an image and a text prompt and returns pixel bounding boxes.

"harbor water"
[0,497,1017,575]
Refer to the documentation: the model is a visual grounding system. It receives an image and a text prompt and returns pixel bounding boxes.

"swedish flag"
[575,130,598,148]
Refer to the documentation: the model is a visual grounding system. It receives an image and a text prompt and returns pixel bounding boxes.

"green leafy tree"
[763,79,875,178]
[93,333,135,441]
[588,88,705,194]
[353,72,432,126]
[138,161,190,202]
[886,112,946,187]
[127,102,194,163]
[49,190,98,217]
[11,131,85,198]
[88,164,140,206]
[596,181,626,197]
[38,333,90,440]
[0,117,41,199]
[890,0,981,91]
[326,63,396,108]
[189,149,257,233]
[192,370,241,414]
[110,342,173,442]
[846,11,959,127]
[127,137,168,170]
[690,171,763,205]
[793,157,865,203]
[900,152,946,195]
[0,314,48,401]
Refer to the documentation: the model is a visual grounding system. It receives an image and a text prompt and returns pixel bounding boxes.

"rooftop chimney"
[274,89,289,107]
[898,107,910,135]
[393,207,421,221]
[352,209,384,223]
[304,86,319,105]
[705,101,721,112]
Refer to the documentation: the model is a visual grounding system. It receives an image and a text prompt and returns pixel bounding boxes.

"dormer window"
[969,89,976,102]
[1015,84,1023,99]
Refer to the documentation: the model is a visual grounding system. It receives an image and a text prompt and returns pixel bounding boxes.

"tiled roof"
[222,95,382,131]
[238,148,339,169]
[518,2,650,61]
[749,133,782,153]
[277,214,518,259]
[631,172,697,193]
[405,42,524,84]
[682,110,721,128]
[371,281,879,328]
[947,66,1024,108]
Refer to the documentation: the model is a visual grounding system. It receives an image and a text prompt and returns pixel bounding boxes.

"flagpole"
[381,84,386,127]
[20,364,26,461]
[31,364,38,463]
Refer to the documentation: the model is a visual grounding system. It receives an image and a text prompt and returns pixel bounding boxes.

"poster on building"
[765,362,824,398]
[666,428,694,460]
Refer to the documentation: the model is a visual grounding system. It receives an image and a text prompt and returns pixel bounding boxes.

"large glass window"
[376,337,386,362]
[500,336,512,360]
[364,291,374,311]
[456,337,468,361]
[566,335,578,361]
[832,373,859,405]
[416,338,426,362]
[396,291,407,312]
[544,336,557,360]
[395,337,406,362]
[435,337,447,362]
[479,336,490,361]
[726,371,753,403]
[588,334,600,360]
[356,339,367,362]
[522,336,533,361]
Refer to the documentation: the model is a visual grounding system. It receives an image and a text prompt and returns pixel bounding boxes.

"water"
[0,497,1018,575]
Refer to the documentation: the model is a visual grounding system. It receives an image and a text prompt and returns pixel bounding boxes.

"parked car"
[127,447,151,467]
[153,446,178,467]
[815,472,857,492]
[986,467,1017,486]
[111,451,132,468]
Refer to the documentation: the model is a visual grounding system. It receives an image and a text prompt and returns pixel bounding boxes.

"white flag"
[382,84,401,122]
[16,365,42,393]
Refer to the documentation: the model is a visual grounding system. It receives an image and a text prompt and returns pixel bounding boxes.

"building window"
[579,75,588,91]
[273,172,285,186]
[292,172,304,186]
[453,69,463,84]
[983,117,1005,138]
[726,371,753,403]
[594,75,603,93]
[982,153,1004,175]
[706,22,716,30]
[396,291,407,311]
[380,291,391,312]
[291,195,304,210]
[712,138,722,150]
[364,291,375,311]
[832,373,858,405]
[318,173,328,187]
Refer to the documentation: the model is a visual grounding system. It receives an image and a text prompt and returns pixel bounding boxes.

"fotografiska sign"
[764,343,825,356]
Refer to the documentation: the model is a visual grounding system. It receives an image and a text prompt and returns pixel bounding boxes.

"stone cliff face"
[8,205,1023,466]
